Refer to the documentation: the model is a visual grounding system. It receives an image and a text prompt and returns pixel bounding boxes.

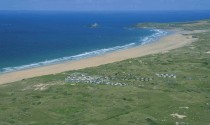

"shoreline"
[0,29,196,84]
[0,29,167,74]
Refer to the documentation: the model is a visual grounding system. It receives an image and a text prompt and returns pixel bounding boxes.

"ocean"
[1,10,210,73]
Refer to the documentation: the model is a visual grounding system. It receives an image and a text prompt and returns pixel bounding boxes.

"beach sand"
[0,30,197,84]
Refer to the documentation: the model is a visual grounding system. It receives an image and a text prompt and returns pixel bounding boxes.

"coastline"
[0,29,196,84]
[0,29,166,74]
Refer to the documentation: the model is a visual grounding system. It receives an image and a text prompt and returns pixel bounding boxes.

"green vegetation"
[0,21,210,125]
[135,19,210,30]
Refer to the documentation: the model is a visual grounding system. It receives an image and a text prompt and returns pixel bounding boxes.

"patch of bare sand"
[22,82,65,91]
[183,21,209,27]
[179,107,189,109]
[170,113,187,119]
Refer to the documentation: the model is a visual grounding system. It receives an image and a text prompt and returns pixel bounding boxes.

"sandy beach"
[0,30,197,84]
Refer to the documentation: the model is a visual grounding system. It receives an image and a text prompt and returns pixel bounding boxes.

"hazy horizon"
[0,0,210,11]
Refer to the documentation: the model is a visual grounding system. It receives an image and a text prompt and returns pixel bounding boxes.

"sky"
[0,0,210,11]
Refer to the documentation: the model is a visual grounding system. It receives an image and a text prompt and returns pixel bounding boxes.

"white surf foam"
[1,29,168,73]
[141,29,168,45]
[1,42,136,73]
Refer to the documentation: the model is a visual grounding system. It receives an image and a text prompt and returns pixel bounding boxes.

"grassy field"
[0,21,210,125]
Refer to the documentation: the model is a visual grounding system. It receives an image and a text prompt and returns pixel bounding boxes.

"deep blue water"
[0,10,210,73]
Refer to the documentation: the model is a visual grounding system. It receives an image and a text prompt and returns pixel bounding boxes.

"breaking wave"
[1,29,168,73]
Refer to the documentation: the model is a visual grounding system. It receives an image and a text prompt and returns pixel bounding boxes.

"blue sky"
[0,0,210,11]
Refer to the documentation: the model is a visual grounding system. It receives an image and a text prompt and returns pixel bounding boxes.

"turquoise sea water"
[0,11,210,73]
